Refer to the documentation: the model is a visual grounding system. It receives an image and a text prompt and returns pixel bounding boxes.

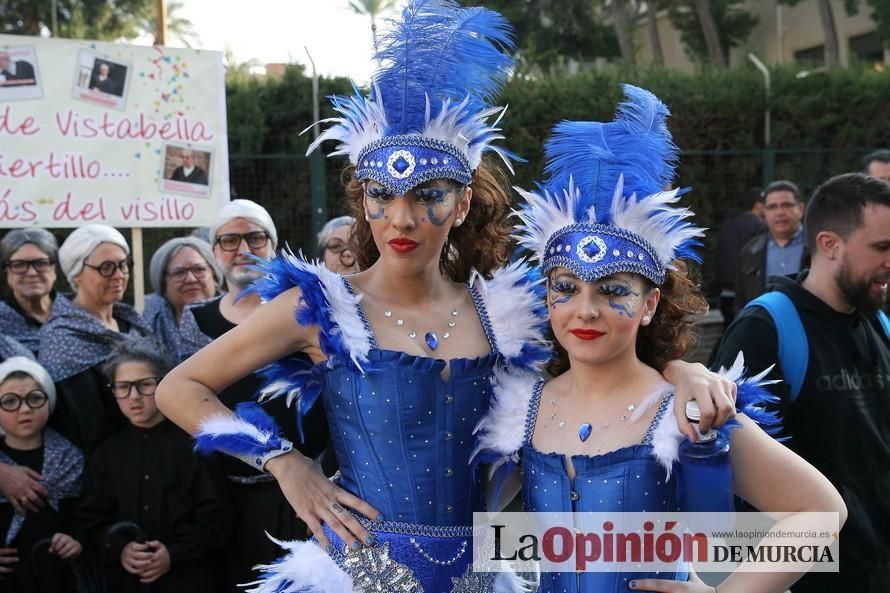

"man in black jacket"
[735,180,809,312]
[170,149,208,185]
[0,51,36,86]
[714,173,890,592]
[714,186,765,327]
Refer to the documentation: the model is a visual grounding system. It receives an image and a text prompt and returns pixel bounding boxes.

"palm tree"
[694,0,726,67]
[348,0,398,51]
[140,0,200,47]
[643,1,666,67]
[610,0,637,75]
[815,0,840,66]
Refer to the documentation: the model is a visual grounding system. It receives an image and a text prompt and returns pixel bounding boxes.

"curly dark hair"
[546,261,708,376]
[343,157,514,282]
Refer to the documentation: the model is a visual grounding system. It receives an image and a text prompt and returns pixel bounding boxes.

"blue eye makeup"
[366,186,395,201]
[550,279,581,297]
[414,187,448,204]
[600,283,634,297]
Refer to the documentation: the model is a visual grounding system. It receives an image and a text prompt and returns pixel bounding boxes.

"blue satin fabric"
[323,349,495,525]
[320,520,477,593]
[521,390,688,592]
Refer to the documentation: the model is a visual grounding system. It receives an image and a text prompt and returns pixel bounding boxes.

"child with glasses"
[0,356,83,593]
[77,338,230,593]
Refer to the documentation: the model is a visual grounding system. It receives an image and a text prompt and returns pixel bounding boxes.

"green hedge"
[224,64,890,292]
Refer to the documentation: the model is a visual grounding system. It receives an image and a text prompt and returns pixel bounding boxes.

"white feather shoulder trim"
[313,262,373,367]
[649,395,685,480]
[472,260,548,369]
[473,366,539,476]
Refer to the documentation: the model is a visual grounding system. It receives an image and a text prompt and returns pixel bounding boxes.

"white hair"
[209,199,278,249]
[58,224,130,285]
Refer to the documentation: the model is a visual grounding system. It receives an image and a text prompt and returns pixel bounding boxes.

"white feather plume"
[715,351,778,387]
[305,86,388,163]
[474,260,548,365]
[472,367,538,476]
[198,414,276,444]
[311,260,373,370]
[307,87,512,172]
[511,182,579,267]
[609,185,705,267]
[649,401,685,481]
[244,536,358,593]
[494,568,536,593]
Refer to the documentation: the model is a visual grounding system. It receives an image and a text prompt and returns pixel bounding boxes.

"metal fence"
[0,146,876,312]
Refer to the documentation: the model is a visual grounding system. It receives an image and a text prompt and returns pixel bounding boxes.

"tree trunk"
[695,0,725,67]
[612,0,637,75]
[646,2,665,67]
[816,0,839,67]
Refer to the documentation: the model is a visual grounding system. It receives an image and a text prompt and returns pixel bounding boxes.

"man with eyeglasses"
[735,180,810,312]
[182,199,329,592]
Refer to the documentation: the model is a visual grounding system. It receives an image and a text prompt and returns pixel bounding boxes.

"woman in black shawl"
[38,224,151,455]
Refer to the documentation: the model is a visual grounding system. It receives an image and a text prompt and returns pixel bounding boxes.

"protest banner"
[0,34,228,229]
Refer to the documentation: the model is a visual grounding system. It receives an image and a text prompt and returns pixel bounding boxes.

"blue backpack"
[743,292,890,402]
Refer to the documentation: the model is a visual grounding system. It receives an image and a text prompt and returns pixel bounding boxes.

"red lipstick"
[388,238,419,253]
[570,329,605,341]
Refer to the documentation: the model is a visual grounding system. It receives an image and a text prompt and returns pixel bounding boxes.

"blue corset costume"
[520,381,687,593]
[241,255,550,593]
[473,360,783,593]
[324,349,496,524]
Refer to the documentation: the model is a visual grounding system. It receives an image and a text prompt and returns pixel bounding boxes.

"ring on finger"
[332,502,345,513]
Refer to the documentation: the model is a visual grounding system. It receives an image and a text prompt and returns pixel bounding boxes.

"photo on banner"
[0,45,42,101]
[72,50,131,110]
[161,144,212,198]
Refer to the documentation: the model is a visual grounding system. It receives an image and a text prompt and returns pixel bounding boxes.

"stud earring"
[364,214,370,222]
[642,315,651,326]
[454,218,463,227]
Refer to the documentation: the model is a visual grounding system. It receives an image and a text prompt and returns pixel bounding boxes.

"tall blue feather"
[543,84,679,224]
[373,0,514,135]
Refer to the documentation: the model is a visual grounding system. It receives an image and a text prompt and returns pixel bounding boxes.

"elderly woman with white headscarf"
[37,224,151,454]
[0,228,71,354]
[143,237,221,362]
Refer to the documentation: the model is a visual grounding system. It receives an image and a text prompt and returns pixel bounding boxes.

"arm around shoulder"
[730,414,846,521]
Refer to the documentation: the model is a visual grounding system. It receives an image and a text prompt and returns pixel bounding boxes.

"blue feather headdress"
[513,85,704,285]
[307,0,516,195]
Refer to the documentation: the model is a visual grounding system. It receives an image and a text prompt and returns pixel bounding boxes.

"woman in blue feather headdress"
[474,85,847,593]
[154,3,741,592]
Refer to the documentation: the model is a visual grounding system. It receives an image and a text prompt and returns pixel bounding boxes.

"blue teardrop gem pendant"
[425,331,439,350]
[578,423,593,442]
